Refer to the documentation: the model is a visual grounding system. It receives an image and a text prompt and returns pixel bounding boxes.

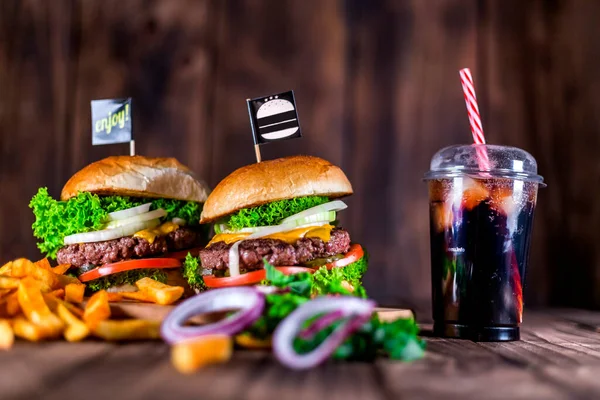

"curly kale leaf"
[226,196,329,230]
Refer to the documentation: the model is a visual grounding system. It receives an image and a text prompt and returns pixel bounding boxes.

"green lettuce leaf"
[226,196,329,230]
[247,258,425,361]
[265,263,313,297]
[85,268,168,293]
[312,254,369,298]
[183,252,206,292]
[245,259,366,339]
[30,188,108,259]
[293,314,425,362]
[244,291,309,340]
[30,187,204,259]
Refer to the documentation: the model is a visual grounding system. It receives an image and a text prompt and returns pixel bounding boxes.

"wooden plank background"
[1,0,599,312]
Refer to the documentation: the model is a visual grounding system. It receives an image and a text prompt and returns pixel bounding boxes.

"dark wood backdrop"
[1,0,599,312]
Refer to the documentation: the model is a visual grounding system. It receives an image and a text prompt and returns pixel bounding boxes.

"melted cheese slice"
[133,221,179,244]
[208,224,334,246]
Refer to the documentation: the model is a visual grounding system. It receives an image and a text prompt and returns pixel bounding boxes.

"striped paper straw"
[459,68,490,171]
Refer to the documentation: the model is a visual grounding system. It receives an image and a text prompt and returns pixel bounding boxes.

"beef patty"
[57,227,203,267]
[199,228,351,271]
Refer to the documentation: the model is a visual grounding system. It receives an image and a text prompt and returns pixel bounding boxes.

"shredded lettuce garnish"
[30,187,203,259]
[225,196,329,230]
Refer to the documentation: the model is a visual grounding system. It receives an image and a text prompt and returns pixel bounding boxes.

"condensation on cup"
[424,144,544,341]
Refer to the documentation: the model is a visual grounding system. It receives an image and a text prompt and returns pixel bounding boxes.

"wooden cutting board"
[107,301,414,323]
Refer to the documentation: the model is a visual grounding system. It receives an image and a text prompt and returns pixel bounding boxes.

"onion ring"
[273,297,375,370]
[161,287,265,344]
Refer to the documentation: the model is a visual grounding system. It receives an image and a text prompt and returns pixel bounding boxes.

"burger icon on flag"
[247,90,302,144]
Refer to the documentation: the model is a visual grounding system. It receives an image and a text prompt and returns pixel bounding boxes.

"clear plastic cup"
[424,144,544,341]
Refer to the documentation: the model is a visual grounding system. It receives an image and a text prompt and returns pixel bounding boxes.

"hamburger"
[183,155,367,294]
[30,156,210,292]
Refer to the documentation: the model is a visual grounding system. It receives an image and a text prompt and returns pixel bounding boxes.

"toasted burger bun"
[200,155,353,223]
[61,155,210,203]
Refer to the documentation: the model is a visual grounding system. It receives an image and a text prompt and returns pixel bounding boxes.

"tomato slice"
[78,258,182,283]
[202,244,364,289]
[203,266,313,288]
[325,244,364,269]
[163,246,204,261]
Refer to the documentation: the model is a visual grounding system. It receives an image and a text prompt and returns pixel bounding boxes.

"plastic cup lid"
[424,144,544,184]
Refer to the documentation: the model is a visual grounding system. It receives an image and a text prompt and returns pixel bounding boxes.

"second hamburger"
[185,155,367,294]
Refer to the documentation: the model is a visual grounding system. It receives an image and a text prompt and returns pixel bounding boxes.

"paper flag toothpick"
[91,98,132,145]
[246,90,302,162]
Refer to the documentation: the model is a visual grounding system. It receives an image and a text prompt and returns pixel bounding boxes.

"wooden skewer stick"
[254,144,262,163]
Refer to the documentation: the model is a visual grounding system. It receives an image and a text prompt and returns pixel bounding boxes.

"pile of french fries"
[0,257,186,348]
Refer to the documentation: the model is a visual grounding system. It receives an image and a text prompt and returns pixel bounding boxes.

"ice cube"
[490,185,519,216]
[461,178,489,211]
[431,202,454,232]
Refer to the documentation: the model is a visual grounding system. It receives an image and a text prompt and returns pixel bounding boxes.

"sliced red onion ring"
[161,287,265,344]
[273,297,375,370]
[297,309,344,340]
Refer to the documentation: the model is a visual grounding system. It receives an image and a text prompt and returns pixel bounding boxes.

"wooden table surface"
[2,309,600,400]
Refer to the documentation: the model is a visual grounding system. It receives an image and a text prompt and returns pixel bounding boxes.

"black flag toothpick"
[246,90,302,162]
[91,98,135,155]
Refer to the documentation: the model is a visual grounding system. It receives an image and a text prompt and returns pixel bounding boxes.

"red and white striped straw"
[459,68,490,171]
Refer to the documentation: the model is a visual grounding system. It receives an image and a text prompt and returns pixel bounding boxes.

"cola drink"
[425,145,543,341]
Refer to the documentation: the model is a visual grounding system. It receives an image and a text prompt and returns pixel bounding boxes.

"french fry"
[3,292,20,317]
[135,278,184,305]
[56,274,82,288]
[171,335,233,374]
[120,291,154,303]
[49,289,65,299]
[65,303,84,319]
[12,316,48,342]
[83,290,110,329]
[0,319,14,349]
[43,293,84,318]
[11,259,36,278]
[51,263,71,275]
[34,258,52,271]
[12,259,60,291]
[234,333,272,349]
[65,283,85,304]
[0,276,20,290]
[56,304,89,342]
[0,292,20,318]
[106,292,123,302]
[91,319,161,341]
[17,277,63,336]
[0,261,12,276]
